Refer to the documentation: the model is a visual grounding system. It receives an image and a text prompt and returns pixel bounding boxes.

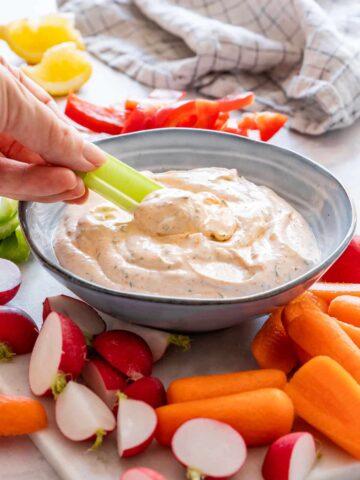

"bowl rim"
[19,128,357,306]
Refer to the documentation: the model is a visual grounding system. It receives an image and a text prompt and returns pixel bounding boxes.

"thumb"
[0,66,105,172]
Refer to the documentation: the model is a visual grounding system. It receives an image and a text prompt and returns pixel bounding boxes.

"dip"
[54,167,319,299]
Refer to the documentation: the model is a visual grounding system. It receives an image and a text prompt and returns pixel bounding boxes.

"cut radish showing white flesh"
[93,330,153,379]
[29,312,87,397]
[124,376,166,408]
[55,381,115,448]
[262,432,317,480]
[121,467,166,480]
[172,418,247,479]
[82,358,126,410]
[0,306,38,360]
[110,318,190,362]
[43,295,106,336]
[117,396,157,457]
[0,259,21,305]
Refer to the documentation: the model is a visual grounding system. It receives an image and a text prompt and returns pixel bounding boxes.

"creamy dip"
[54,167,319,299]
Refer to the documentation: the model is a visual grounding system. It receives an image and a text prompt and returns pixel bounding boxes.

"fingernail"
[83,142,106,168]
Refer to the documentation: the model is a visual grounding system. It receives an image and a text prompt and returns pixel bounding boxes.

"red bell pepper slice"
[217,92,254,112]
[237,112,288,141]
[65,94,125,134]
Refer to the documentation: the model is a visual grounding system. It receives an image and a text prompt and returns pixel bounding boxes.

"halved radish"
[55,381,116,448]
[43,295,106,337]
[124,376,166,409]
[172,418,247,479]
[29,312,87,397]
[93,330,153,379]
[262,432,317,480]
[0,259,21,305]
[0,306,38,360]
[111,319,191,362]
[82,358,126,410]
[117,396,157,457]
[121,467,166,480]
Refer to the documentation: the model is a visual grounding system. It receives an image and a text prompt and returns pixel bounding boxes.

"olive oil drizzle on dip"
[54,167,319,299]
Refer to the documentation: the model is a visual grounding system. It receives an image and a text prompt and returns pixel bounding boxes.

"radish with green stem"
[93,330,153,379]
[109,319,191,362]
[82,358,126,410]
[171,418,247,479]
[117,394,157,458]
[0,306,38,361]
[124,376,166,409]
[262,432,317,480]
[43,295,106,338]
[55,381,116,449]
[0,259,21,305]
[121,468,166,480]
[29,312,87,397]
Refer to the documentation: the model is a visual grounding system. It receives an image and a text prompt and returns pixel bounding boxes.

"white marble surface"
[0,1,360,478]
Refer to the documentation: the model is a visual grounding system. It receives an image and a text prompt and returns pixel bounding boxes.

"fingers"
[0,133,45,165]
[0,157,86,202]
[0,65,105,172]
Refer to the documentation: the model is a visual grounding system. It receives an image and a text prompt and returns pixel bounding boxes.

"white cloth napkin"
[59,0,360,135]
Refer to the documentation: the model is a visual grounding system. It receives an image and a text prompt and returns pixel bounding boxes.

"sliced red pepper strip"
[237,113,258,130]
[217,92,254,112]
[65,94,125,134]
[213,111,229,130]
[192,100,220,129]
[255,112,288,141]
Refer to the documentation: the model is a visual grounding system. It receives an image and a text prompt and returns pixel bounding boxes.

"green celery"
[0,226,30,263]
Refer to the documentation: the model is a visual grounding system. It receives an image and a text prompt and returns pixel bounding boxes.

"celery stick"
[0,198,18,223]
[0,213,19,240]
[0,226,30,263]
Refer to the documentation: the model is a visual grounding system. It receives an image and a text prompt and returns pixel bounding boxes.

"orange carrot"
[337,320,360,348]
[293,344,312,364]
[287,310,360,383]
[285,356,360,459]
[282,291,328,330]
[251,308,297,373]
[328,295,360,327]
[0,395,47,435]
[167,369,286,403]
[310,282,360,303]
[156,388,294,447]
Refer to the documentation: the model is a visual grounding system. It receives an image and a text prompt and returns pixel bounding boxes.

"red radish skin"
[108,318,190,362]
[121,467,166,480]
[172,418,247,479]
[124,377,166,409]
[55,381,116,448]
[117,396,157,458]
[93,330,153,379]
[29,312,87,397]
[321,236,360,283]
[43,295,106,336]
[0,259,21,305]
[0,306,38,360]
[262,432,317,480]
[82,358,126,410]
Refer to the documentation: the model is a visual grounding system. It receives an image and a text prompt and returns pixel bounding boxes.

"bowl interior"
[20,129,355,303]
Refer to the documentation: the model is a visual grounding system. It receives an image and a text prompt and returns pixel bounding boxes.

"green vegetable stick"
[0,213,19,240]
[0,198,18,223]
[0,226,30,263]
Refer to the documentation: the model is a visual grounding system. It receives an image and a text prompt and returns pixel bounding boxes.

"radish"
[0,306,38,360]
[29,312,87,397]
[43,295,106,338]
[82,358,126,410]
[93,330,153,379]
[0,259,21,305]
[124,376,166,408]
[117,395,157,457]
[55,381,116,449]
[121,467,166,480]
[110,319,191,362]
[172,418,247,479]
[262,432,317,480]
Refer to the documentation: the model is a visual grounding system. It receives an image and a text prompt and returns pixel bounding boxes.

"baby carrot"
[282,291,328,330]
[310,282,360,303]
[0,394,47,435]
[251,308,297,373]
[328,295,360,327]
[156,388,294,447]
[287,310,360,383]
[285,356,360,459]
[167,369,286,403]
[337,320,360,348]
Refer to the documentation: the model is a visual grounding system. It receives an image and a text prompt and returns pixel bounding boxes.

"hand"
[0,58,105,203]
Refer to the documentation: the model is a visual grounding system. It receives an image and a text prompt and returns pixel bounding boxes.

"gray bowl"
[19,129,355,331]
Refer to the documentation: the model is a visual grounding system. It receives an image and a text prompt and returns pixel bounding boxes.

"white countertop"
[0,1,360,478]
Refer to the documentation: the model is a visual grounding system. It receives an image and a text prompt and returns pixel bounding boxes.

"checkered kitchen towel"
[59,0,360,135]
